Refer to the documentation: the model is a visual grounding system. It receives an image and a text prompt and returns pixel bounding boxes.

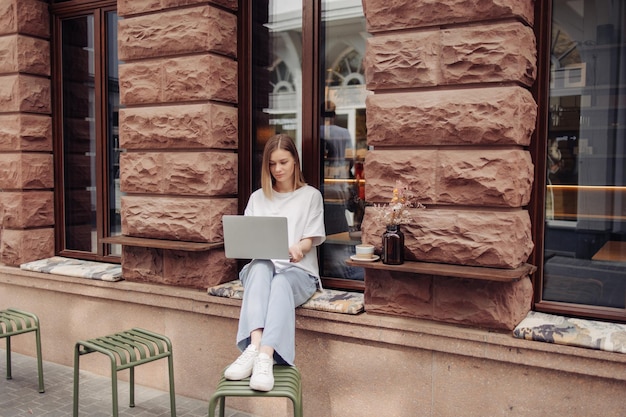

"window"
[243,0,369,290]
[52,0,122,262]
[536,0,626,321]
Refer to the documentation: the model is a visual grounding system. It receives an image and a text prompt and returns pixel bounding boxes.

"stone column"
[117,0,239,289]
[0,0,54,266]
[361,0,537,329]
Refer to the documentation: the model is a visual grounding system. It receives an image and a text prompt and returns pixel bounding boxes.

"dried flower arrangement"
[373,180,425,226]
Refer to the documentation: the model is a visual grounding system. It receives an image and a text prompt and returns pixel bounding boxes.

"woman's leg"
[236,259,275,351]
[225,260,274,381]
[260,267,317,365]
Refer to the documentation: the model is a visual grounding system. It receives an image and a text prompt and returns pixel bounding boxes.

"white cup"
[355,244,375,259]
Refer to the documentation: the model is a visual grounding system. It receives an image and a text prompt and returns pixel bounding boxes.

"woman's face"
[269,148,295,188]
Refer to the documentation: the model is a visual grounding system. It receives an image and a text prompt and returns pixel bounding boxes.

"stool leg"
[219,396,226,417]
[5,336,11,380]
[129,366,135,407]
[111,360,119,417]
[73,344,81,417]
[167,355,176,417]
[35,327,44,393]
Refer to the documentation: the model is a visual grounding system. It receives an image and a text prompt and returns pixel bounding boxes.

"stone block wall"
[117,0,239,289]
[360,0,537,329]
[0,0,54,266]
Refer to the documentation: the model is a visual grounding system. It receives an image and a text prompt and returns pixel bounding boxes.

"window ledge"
[101,236,223,252]
[346,259,536,282]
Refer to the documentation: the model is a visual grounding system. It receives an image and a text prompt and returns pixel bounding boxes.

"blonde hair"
[261,134,306,198]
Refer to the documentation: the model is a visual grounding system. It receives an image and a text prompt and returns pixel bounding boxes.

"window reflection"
[251,1,369,283]
[318,1,369,281]
[543,0,626,309]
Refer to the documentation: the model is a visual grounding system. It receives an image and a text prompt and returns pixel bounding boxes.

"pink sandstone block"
[366,87,537,147]
[119,55,237,105]
[0,74,50,113]
[0,0,49,38]
[120,151,237,196]
[0,35,49,75]
[441,22,536,87]
[364,149,533,207]
[118,6,236,61]
[119,103,237,150]
[0,114,52,151]
[362,0,534,33]
[0,191,53,228]
[365,30,440,89]
[361,209,534,269]
[0,228,54,267]
[121,196,237,242]
[122,245,237,289]
[364,269,533,330]
[0,153,53,189]
[118,0,237,17]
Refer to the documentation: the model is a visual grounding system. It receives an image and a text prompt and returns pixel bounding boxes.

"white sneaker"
[224,345,258,380]
[249,353,274,391]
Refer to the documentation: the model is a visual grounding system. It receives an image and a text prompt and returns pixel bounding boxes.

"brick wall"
[117,0,239,288]
[360,0,538,329]
[0,0,54,266]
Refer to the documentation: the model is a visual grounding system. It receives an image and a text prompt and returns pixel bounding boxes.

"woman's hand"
[289,238,313,263]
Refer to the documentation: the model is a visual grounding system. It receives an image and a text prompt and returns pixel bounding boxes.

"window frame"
[51,0,120,263]
[531,0,626,322]
[239,0,364,291]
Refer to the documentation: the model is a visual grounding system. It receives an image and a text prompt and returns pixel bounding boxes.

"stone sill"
[1,264,625,382]
[346,259,536,282]
[100,236,223,251]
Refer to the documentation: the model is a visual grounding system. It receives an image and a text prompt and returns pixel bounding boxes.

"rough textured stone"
[0,228,54,266]
[362,209,533,269]
[119,54,237,105]
[121,246,237,289]
[120,151,237,196]
[0,35,50,75]
[364,149,533,207]
[119,6,236,61]
[0,153,53,189]
[365,30,440,89]
[362,0,534,33]
[118,0,237,17]
[441,22,536,87]
[0,74,50,113]
[0,191,53,228]
[119,103,237,150]
[0,0,49,38]
[364,269,533,330]
[0,113,52,151]
[366,87,537,147]
[121,196,237,242]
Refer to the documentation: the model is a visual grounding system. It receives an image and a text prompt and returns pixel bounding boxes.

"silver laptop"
[222,215,290,260]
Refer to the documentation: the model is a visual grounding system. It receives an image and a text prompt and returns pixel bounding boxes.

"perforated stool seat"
[0,308,44,393]
[72,328,176,417]
[207,365,303,417]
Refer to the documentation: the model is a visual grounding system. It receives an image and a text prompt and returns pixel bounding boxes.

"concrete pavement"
[0,349,255,417]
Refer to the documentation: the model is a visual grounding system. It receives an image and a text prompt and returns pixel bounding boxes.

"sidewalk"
[0,349,255,417]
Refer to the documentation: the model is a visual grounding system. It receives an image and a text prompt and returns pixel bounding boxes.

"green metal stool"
[0,308,44,393]
[73,328,176,417]
[207,365,303,417]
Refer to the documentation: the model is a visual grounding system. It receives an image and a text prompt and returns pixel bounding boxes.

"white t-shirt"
[244,185,326,278]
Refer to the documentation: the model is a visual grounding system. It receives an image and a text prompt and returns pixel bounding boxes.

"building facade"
[1,0,625,416]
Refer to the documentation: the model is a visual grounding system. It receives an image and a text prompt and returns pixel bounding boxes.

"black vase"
[382,224,404,265]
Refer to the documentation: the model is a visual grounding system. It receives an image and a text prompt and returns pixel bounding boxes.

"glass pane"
[319,0,369,280]
[62,15,96,253]
[252,1,303,190]
[543,0,626,308]
[106,11,122,256]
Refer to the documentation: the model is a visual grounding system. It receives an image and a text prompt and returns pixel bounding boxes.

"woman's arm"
[289,237,313,263]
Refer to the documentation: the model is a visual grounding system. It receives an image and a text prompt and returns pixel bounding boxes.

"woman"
[224,134,326,391]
